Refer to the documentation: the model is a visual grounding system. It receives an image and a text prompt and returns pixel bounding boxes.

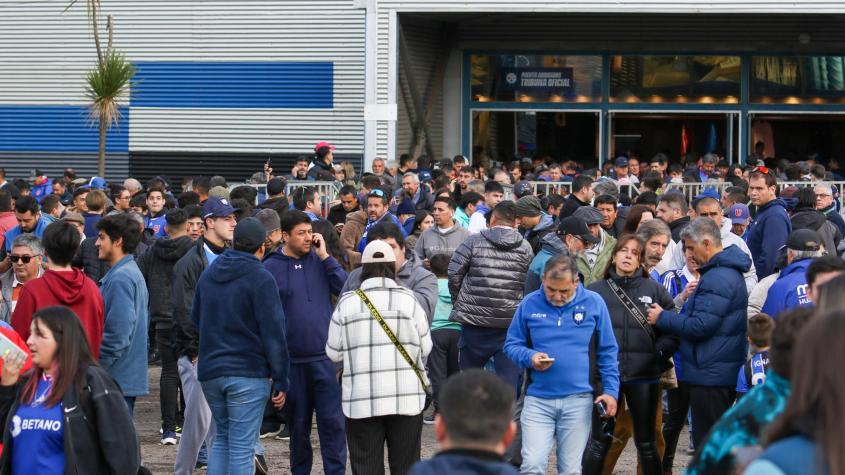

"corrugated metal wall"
[0,1,365,181]
[396,15,445,160]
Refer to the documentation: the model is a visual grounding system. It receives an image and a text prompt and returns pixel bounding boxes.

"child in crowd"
[424,254,461,424]
[736,313,774,398]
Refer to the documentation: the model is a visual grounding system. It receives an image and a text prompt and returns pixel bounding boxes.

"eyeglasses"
[753,166,772,175]
[9,254,40,264]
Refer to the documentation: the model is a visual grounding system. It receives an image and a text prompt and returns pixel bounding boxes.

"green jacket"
[576,231,616,286]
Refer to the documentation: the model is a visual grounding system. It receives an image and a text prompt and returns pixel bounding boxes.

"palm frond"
[84,49,136,129]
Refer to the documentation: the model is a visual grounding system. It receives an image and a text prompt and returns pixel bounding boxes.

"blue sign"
[501,68,574,92]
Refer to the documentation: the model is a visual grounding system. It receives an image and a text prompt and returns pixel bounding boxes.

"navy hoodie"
[263,249,348,363]
[191,249,290,392]
[747,198,791,279]
[409,449,519,475]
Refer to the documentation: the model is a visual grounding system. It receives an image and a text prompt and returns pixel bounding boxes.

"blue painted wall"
[132,61,334,108]
[0,105,129,153]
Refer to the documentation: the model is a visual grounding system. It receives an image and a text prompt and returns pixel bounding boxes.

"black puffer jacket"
[588,270,678,382]
[448,226,533,328]
[307,159,335,181]
[137,235,195,330]
[0,365,140,474]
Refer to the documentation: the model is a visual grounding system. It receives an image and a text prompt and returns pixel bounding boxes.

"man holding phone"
[504,254,619,475]
[263,210,349,475]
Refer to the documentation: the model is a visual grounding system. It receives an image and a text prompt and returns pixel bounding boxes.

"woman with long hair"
[743,309,845,475]
[0,306,140,474]
[583,234,678,475]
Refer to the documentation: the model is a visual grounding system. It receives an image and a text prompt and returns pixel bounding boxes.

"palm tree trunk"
[98,116,106,176]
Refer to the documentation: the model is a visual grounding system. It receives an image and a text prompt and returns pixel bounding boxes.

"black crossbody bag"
[607,279,656,341]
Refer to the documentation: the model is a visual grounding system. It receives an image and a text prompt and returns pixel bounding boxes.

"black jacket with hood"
[172,237,225,359]
[137,235,195,331]
[0,365,140,475]
[307,159,335,181]
[588,269,678,382]
[791,206,842,256]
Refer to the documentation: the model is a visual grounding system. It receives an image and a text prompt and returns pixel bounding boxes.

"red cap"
[314,141,336,151]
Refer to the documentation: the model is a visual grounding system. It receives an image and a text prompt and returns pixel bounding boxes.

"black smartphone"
[595,401,607,418]
[313,236,322,248]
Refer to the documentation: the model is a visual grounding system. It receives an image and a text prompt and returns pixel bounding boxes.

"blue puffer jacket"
[761,258,813,318]
[747,198,791,279]
[656,245,750,387]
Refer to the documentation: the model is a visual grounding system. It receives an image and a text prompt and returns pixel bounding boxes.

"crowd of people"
[0,141,843,475]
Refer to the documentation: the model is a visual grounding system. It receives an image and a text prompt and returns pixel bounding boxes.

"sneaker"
[423,413,436,425]
[274,425,290,441]
[259,425,282,439]
[160,430,178,445]
[174,425,182,437]
[194,461,208,470]
[254,454,268,475]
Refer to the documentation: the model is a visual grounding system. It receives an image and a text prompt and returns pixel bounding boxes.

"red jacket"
[0,212,16,251]
[11,269,104,358]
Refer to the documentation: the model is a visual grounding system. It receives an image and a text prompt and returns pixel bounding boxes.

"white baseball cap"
[361,240,396,264]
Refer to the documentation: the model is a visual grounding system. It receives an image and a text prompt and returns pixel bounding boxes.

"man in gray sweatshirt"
[415,197,471,265]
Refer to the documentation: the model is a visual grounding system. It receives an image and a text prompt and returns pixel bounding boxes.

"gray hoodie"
[340,252,438,323]
[414,224,472,261]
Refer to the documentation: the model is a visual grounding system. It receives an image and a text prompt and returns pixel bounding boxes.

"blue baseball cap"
[202,196,239,219]
[418,170,432,183]
[693,187,721,202]
[729,203,750,225]
[82,176,108,190]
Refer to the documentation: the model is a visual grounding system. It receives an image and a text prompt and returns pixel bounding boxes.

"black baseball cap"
[787,229,822,252]
[557,216,600,244]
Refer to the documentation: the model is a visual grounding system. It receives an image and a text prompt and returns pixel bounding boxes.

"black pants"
[156,328,180,432]
[689,385,735,449]
[583,383,662,475]
[346,413,423,475]
[426,329,460,412]
[662,381,691,468]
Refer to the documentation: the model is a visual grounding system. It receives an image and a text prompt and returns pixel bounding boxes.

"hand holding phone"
[531,352,554,371]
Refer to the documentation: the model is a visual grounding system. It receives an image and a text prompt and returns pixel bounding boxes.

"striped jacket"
[326,277,432,419]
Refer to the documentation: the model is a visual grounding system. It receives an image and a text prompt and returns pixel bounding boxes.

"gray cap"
[255,208,281,233]
[515,195,542,218]
[233,217,266,252]
[573,206,603,225]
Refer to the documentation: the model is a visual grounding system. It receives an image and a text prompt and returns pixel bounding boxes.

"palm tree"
[85,49,135,176]
[68,1,135,176]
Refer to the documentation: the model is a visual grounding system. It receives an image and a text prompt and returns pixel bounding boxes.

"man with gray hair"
[685,153,718,183]
[123,178,143,196]
[646,217,750,447]
[505,254,619,474]
[760,229,824,317]
[636,219,672,281]
[814,183,845,235]
[401,171,434,210]
[0,233,43,322]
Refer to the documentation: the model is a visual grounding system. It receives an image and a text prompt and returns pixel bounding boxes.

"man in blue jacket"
[761,229,823,317]
[96,213,150,415]
[647,217,750,448]
[264,210,348,475]
[746,168,791,278]
[504,254,619,475]
[193,218,289,475]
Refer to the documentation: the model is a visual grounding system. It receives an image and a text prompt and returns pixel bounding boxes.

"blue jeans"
[201,376,270,475]
[520,393,593,475]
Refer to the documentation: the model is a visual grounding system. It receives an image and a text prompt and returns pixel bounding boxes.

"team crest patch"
[573,311,585,325]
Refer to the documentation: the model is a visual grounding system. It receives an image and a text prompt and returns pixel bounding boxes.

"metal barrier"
[229,180,342,216]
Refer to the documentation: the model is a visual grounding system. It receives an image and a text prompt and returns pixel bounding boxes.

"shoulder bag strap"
[607,279,656,341]
[355,289,430,392]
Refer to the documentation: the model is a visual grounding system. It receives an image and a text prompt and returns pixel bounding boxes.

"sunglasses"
[9,254,40,264]
[369,189,386,198]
